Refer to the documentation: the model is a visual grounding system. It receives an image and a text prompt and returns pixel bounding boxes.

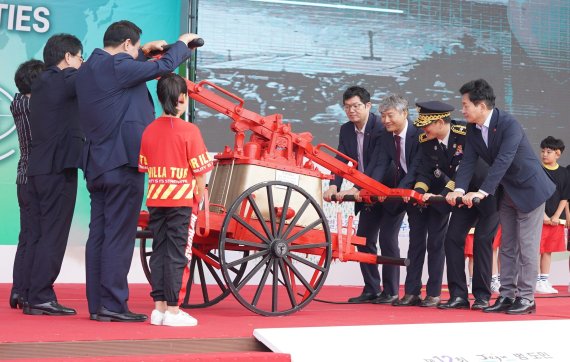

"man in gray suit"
[446,79,555,314]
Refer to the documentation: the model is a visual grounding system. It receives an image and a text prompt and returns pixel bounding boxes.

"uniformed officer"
[413,101,499,311]
[390,101,455,308]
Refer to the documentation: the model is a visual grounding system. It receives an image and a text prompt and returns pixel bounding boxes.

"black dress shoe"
[419,296,441,308]
[471,299,490,310]
[506,297,536,315]
[392,294,421,306]
[89,314,98,320]
[437,297,470,310]
[24,301,77,316]
[9,292,24,309]
[348,292,381,303]
[482,296,515,313]
[371,293,399,305]
[96,306,147,322]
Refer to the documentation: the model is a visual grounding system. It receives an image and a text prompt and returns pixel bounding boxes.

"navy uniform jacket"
[455,108,555,213]
[27,66,84,176]
[414,121,489,195]
[76,41,192,180]
[414,121,493,214]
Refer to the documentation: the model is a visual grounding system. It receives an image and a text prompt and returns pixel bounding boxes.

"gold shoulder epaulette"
[419,133,429,143]
[414,182,429,192]
[451,124,466,135]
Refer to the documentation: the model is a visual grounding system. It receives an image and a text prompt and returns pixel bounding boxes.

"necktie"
[394,134,402,183]
[356,131,364,172]
[481,125,489,147]
[440,142,447,152]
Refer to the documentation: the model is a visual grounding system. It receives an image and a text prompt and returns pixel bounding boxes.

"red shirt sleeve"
[187,126,213,175]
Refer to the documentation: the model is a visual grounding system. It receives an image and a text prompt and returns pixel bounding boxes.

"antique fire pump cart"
[137,71,426,316]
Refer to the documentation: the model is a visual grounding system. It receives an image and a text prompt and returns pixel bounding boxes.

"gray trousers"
[498,192,544,301]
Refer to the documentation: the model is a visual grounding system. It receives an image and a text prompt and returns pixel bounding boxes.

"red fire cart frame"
[137,78,424,316]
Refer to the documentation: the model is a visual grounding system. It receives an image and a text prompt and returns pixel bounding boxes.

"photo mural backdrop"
[193,0,569,243]
[0,0,183,247]
[195,0,569,157]
[1,0,568,283]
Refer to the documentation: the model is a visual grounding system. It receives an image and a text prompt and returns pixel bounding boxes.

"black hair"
[540,136,565,153]
[342,86,371,104]
[103,20,142,47]
[459,78,496,109]
[43,34,83,68]
[14,59,45,94]
[157,73,188,116]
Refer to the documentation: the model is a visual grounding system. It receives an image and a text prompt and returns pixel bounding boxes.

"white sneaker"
[544,280,559,294]
[535,280,550,294]
[163,310,198,327]
[150,309,165,326]
[490,279,501,294]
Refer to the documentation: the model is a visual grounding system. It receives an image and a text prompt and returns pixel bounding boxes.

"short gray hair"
[378,94,408,113]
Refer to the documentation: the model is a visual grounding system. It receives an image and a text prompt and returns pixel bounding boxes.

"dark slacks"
[12,182,36,297]
[85,166,144,314]
[405,206,449,297]
[357,204,405,296]
[445,197,499,301]
[148,206,192,306]
[26,169,77,305]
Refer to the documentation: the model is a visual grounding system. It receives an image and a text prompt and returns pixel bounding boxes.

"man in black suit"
[76,20,200,322]
[447,79,555,314]
[361,94,431,307]
[324,86,403,304]
[24,34,85,316]
[411,101,499,311]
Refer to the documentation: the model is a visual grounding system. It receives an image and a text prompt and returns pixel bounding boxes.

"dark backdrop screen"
[196,0,570,163]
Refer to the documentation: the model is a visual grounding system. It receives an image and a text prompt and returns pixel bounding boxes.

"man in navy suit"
[24,34,85,316]
[76,20,200,322]
[323,86,403,304]
[366,95,447,308]
[447,79,555,314]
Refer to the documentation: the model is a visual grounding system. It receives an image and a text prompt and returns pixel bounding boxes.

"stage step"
[0,338,290,361]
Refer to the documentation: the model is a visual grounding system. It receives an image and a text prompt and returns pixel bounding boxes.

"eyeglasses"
[343,103,365,112]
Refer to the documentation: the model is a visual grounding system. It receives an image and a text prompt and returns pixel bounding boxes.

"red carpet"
[2,283,570,343]
[1,283,569,360]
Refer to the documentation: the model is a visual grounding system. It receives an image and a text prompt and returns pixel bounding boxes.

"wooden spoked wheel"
[219,181,332,316]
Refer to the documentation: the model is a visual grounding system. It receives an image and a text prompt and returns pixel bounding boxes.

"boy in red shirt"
[139,73,212,326]
[536,136,570,294]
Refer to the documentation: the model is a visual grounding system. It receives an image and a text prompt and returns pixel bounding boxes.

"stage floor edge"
[254,320,570,362]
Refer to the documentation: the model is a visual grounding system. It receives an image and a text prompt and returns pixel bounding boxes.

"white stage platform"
[254,320,570,362]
